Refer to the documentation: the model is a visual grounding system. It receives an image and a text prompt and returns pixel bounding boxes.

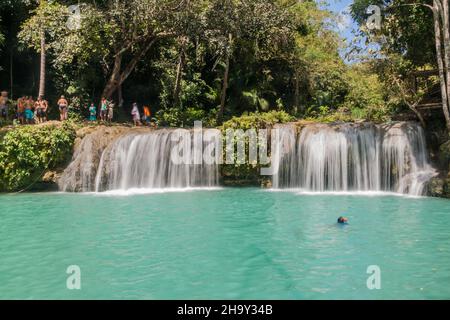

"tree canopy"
[1,0,442,128]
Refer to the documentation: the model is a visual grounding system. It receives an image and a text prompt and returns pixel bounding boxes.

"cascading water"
[60,122,436,196]
[59,129,219,192]
[272,122,437,196]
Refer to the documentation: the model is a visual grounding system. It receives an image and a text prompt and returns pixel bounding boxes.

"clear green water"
[1,188,450,300]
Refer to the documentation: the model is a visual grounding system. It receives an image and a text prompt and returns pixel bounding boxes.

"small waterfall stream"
[272,122,437,195]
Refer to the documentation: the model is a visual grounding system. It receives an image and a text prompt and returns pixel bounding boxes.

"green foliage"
[222,110,294,130]
[350,0,435,67]
[220,110,294,186]
[342,65,391,122]
[0,123,76,191]
[242,89,270,112]
[156,107,218,128]
[2,0,407,126]
[0,18,4,50]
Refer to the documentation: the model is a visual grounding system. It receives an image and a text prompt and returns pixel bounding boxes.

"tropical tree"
[18,0,67,98]
[11,0,373,124]
[351,0,450,132]
[204,0,294,123]
[37,0,45,98]
[19,0,198,101]
[0,20,4,48]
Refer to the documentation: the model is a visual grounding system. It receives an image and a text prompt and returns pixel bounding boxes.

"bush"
[220,111,294,186]
[156,107,218,128]
[341,66,391,122]
[0,123,76,191]
[222,110,295,130]
[302,64,392,123]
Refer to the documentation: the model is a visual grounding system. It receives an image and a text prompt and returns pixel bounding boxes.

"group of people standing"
[87,97,115,122]
[0,89,152,126]
[15,96,49,124]
[1,90,57,125]
[131,103,152,126]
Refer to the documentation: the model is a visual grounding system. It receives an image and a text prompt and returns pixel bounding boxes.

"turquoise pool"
[1,188,450,299]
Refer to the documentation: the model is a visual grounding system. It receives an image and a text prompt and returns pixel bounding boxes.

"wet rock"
[440,140,450,171]
[261,179,272,189]
[42,170,61,183]
[428,177,445,197]
[427,177,450,199]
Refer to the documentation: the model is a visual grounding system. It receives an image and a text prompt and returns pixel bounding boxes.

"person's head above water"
[337,217,348,224]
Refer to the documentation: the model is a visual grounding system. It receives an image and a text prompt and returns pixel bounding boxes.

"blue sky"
[322,0,358,43]
[318,0,371,62]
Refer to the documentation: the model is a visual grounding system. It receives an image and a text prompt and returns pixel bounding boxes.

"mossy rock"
[221,164,262,186]
[443,178,450,198]
[428,177,450,199]
[440,140,450,171]
[428,177,445,197]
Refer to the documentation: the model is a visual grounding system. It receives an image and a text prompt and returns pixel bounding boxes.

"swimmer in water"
[337,217,349,224]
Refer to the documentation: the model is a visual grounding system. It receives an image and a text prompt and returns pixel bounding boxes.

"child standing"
[89,103,97,121]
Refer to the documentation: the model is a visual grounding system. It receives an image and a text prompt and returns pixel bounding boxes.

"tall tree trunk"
[217,33,233,125]
[38,30,46,98]
[440,0,450,116]
[294,68,300,114]
[394,77,427,128]
[410,103,427,129]
[118,83,123,108]
[102,54,122,100]
[102,38,156,100]
[433,0,450,131]
[10,48,13,100]
[173,38,186,105]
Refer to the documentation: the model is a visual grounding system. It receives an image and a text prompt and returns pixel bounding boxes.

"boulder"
[427,177,450,199]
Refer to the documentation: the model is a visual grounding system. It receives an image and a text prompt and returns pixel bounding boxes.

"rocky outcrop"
[427,176,450,198]
[428,140,450,198]
[440,140,450,172]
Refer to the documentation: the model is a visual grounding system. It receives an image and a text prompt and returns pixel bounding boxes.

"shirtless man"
[40,97,49,122]
[17,96,25,124]
[35,96,48,124]
[0,91,9,121]
[24,96,34,124]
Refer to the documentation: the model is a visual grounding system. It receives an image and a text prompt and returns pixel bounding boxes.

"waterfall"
[59,129,219,192]
[60,122,436,196]
[272,122,437,196]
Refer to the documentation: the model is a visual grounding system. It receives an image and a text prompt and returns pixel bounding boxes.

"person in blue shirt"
[89,103,97,121]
